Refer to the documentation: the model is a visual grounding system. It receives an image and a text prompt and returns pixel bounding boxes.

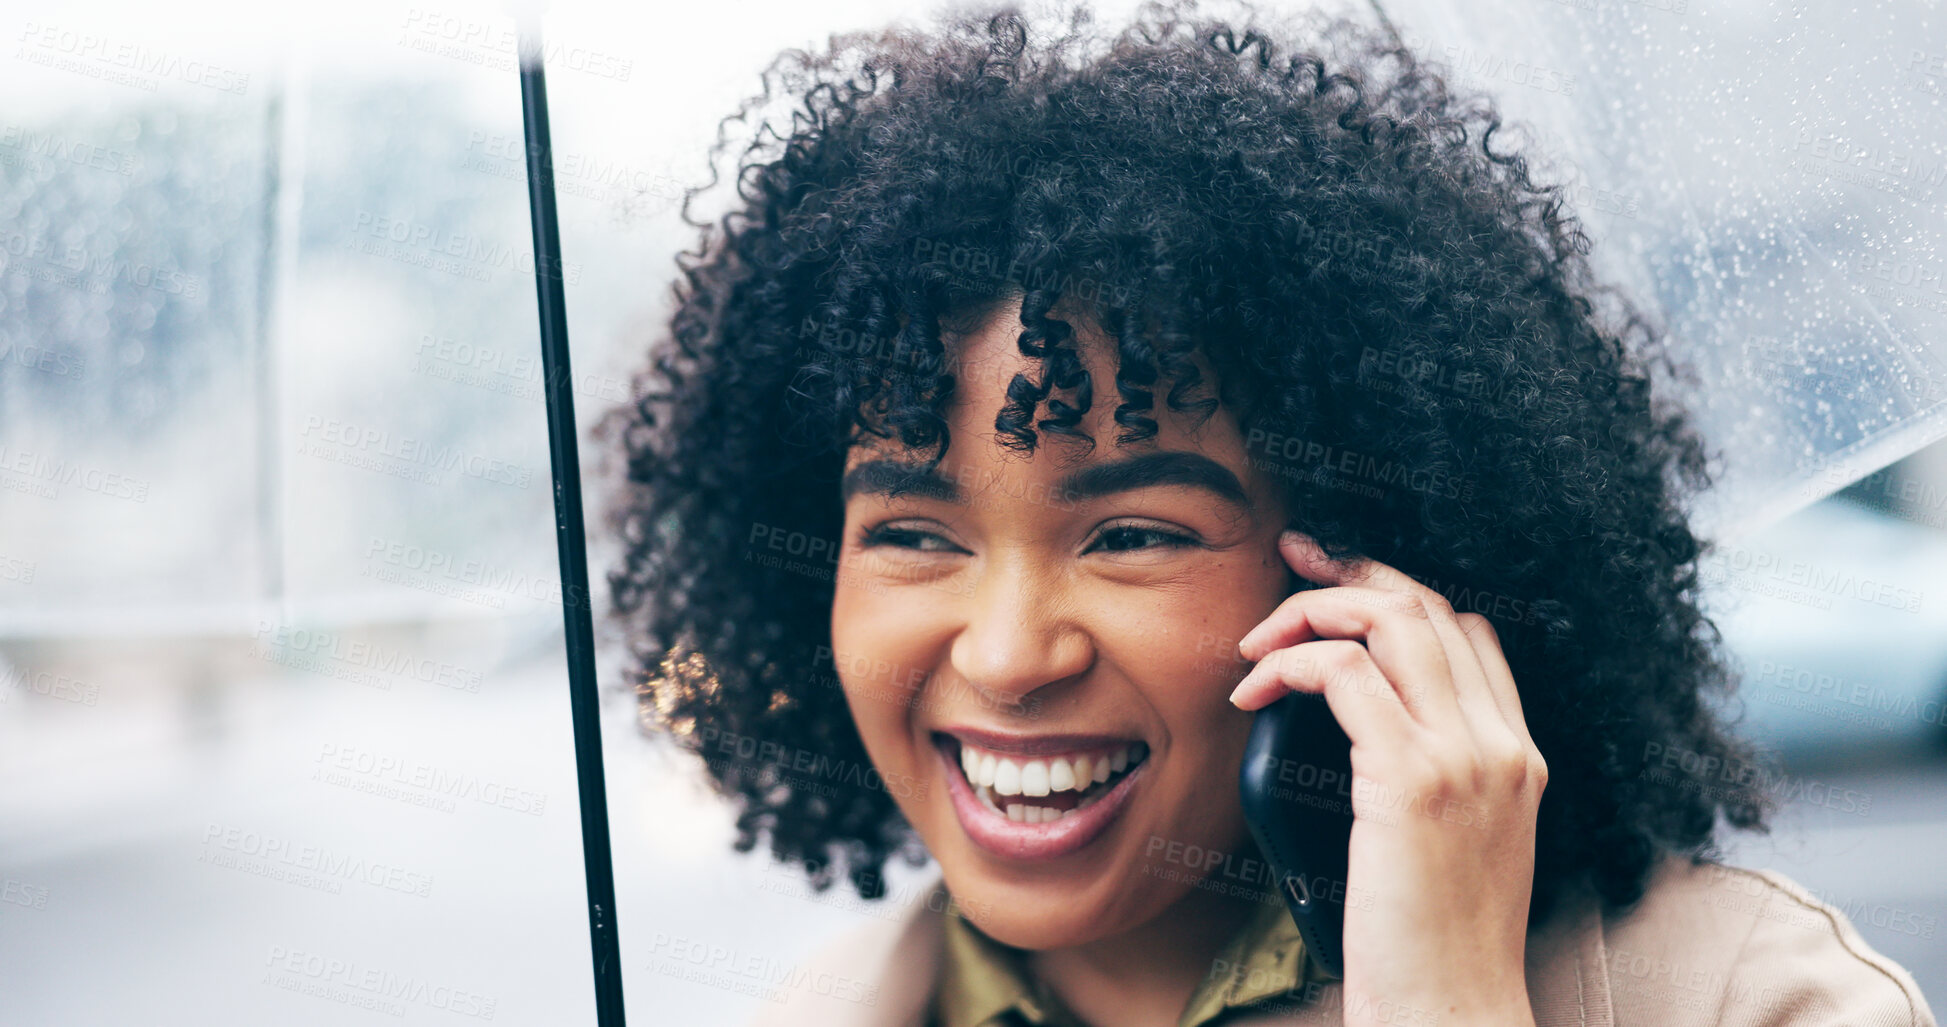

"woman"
[602,2,1937,1024]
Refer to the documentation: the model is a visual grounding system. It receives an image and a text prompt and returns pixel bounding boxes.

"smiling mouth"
[936,733,1151,824]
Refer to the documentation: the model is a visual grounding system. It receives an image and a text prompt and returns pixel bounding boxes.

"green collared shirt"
[931,894,1333,1027]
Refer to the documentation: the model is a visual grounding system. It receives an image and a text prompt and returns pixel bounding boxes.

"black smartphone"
[1238,677,1356,980]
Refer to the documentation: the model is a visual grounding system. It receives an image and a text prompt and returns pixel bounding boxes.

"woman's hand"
[1230,530,1546,1027]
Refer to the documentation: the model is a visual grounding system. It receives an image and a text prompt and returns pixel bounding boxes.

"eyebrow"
[839,450,1250,509]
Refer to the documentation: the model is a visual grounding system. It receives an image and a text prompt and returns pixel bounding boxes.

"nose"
[946,545,1096,709]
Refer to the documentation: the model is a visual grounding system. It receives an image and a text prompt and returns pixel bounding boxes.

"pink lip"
[935,736,1150,862]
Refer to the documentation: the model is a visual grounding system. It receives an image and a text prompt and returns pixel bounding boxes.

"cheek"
[829,576,934,767]
[1101,564,1276,816]
[1100,565,1280,692]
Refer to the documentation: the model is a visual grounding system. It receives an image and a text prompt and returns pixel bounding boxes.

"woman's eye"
[857,523,1196,554]
[859,525,960,552]
[1087,525,1198,553]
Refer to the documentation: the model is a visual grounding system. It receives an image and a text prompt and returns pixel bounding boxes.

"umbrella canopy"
[1365,0,1947,543]
[516,0,1947,1018]
[3,1,1940,1024]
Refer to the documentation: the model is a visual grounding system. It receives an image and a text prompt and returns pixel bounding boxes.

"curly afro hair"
[600,0,1776,927]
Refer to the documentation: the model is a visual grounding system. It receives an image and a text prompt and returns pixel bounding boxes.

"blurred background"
[0,0,1941,1023]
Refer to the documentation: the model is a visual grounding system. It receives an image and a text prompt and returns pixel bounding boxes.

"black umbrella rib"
[517,37,629,1027]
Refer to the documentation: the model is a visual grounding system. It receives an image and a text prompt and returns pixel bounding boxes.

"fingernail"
[1228,671,1257,706]
[1280,529,1302,547]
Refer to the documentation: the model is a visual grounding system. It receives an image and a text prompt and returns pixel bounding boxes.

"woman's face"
[831,305,1296,950]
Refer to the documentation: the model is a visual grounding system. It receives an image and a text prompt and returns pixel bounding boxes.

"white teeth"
[993,759,1022,796]
[979,783,1089,825]
[954,739,1150,803]
[999,802,1066,824]
[950,740,1144,818]
[1020,760,1050,797]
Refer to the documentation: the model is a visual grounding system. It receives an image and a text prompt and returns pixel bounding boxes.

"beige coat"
[746,855,1936,1026]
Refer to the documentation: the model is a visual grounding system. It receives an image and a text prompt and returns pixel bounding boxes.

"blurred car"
[1704,492,1947,766]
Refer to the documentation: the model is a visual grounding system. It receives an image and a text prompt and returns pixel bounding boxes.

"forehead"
[851,300,1237,452]
[840,302,1267,506]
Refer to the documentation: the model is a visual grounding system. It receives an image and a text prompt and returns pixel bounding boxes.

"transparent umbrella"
[1362,0,1947,545]
[510,1,1947,1022]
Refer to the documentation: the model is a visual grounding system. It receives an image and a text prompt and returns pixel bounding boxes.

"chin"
[933,856,1179,950]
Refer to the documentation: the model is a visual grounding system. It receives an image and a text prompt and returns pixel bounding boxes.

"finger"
[1238,531,1447,658]
[1236,585,1464,728]
[1414,591,1508,748]
[1244,531,1505,739]
[1270,529,1434,601]
[1234,533,1356,659]
[1456,613,1536,750]
[1228,639,1419,752]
